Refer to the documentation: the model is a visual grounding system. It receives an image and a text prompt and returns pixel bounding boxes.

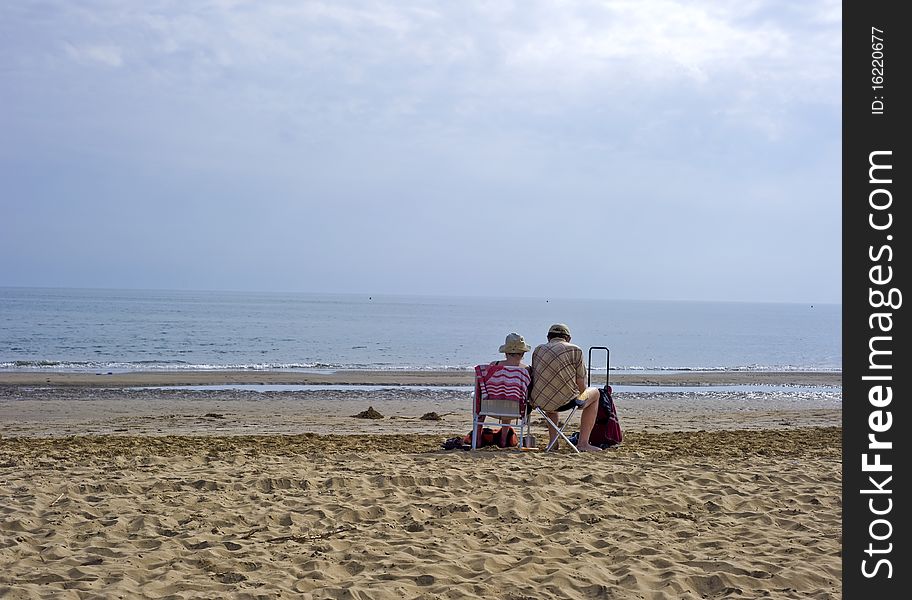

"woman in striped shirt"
[487,332,532,424]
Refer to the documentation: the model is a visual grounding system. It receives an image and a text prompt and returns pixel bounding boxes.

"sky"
[0,0,842,304]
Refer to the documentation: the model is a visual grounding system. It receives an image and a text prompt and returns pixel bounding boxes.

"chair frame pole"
[535,406,581,454]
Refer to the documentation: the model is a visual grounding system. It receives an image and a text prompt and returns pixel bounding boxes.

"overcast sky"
[0,0,841,303]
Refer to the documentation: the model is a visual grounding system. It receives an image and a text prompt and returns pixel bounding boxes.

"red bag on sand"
[588,385,623,447]
[463,426,518,448]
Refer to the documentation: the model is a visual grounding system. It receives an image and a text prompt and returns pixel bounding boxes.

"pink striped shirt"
[482,364,531,402]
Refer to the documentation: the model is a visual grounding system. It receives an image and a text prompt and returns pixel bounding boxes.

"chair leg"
[536,407,580,453]
[471,412,529,451]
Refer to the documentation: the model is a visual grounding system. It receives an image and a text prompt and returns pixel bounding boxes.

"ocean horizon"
[0,287,841,374]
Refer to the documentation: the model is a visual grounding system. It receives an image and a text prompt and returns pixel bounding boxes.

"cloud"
[32,2,838,90]
[64,42,124,67]
[3,1,840,158]
[0,0,842,302]
[500,1,786,78]
[4,0,840,174]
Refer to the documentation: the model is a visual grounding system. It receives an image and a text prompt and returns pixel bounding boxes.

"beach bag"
[495,426,518,448]
[588,385,623,447]
[463,426,518,448]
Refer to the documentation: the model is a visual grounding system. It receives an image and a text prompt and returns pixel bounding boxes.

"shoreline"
[0,369,842,388]
[1,373,841,439]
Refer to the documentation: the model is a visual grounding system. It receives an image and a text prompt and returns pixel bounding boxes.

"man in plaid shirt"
[530,323,603,452]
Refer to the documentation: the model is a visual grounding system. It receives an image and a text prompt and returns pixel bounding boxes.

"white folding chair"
[532,398,585,453]
[471,364,529,450]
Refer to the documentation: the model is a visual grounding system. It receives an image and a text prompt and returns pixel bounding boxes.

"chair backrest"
[471,363,531,450]
[474,363,527,419]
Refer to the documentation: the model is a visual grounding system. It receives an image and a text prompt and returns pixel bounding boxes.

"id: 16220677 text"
[871,27,884,115]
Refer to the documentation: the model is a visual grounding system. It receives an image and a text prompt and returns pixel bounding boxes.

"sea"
[0,287,841,374]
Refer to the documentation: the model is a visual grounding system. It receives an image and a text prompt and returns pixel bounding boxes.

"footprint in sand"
[214,572,246,584]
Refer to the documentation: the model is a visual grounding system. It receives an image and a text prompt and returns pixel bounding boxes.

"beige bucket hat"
[499,332,531,354]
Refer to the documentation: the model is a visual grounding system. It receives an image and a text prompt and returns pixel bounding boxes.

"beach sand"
[0,371,842,599]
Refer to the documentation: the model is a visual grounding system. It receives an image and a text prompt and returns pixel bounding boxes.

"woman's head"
[499,332,531,356]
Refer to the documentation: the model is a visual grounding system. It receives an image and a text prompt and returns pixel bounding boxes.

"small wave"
[5,360,67,368]
[0,359,841,373]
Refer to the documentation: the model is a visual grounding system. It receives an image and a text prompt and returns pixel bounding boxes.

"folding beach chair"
[532,398,585,453]
[471,364,529,450]
[531,346,611,453]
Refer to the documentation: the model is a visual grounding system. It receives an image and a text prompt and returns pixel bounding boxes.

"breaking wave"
[0,359,840,373]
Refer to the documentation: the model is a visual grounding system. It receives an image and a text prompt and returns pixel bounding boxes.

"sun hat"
[547,323,571,338]
[499,332,531,354]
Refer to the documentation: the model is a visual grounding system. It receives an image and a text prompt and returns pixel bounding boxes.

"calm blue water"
[0,287,841,372]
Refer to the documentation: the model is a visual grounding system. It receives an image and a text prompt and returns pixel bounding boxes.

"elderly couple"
[492,323,603,453]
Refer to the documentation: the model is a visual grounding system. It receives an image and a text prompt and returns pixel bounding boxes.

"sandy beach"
[0,370,842,599]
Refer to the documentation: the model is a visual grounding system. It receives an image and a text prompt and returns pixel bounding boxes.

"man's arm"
[576,376,587,395]
[575,350,588,394]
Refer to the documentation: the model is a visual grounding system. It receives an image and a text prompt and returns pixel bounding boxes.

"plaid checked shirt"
[529,340,587,411]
